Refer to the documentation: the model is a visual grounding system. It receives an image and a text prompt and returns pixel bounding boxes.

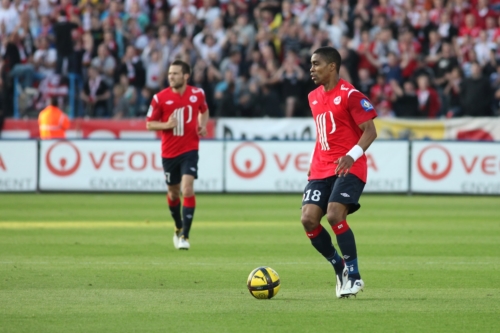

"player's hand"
[166,114,178,129]
[307,168,310,177]
[198,126,207,136]
[334,155,354,177]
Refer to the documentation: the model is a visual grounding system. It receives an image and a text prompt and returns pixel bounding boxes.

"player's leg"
[163,157,183,248]
[301,179,347,298]
[179,174,195,240]
[326,174,366,296]
[178,150,199,248]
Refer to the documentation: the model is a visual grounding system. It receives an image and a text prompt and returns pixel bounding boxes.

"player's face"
[168,65,188,89]
[310,53,335,86]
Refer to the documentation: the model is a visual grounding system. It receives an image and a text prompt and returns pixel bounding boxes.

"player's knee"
[301,213,319,231]
[326,210,344,225]
[182,185,194,197]
[168,191,180,201]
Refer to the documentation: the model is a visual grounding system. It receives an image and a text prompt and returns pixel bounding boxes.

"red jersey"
[146,85,208,158]
[308,79,377,183]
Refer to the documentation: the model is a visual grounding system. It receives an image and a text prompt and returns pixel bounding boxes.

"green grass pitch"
[0,193,499,332]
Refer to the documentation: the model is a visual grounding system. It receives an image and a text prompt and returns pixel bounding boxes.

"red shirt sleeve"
[146,94,162,121]
[347,90,378,125]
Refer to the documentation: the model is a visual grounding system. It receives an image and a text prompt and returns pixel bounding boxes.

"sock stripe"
[332,220,350,235]
[167,196,180,207]
[183,195,196,208]
[306,224,323,239]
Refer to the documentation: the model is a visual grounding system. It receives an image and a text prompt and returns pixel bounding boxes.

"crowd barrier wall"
[3,117,500,142]
[1,139,499,194]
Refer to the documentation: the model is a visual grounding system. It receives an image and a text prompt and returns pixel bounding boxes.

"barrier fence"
[1,139,499,194]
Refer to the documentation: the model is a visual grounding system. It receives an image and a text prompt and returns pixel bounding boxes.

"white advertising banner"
[411,141,500,194]
[216,118,317,140]
[364,141,409,193]
[0,141,38,192]
[224,141,409,193]
[39,140,223,192]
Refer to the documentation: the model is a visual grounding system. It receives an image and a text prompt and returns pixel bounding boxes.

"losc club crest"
[189,95,198,103]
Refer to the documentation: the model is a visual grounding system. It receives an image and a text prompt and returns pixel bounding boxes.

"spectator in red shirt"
[356,30,378,76]
[416,74,441,118]
[472,0,497,30]
[370,73,393,106]
[458,14,481,40]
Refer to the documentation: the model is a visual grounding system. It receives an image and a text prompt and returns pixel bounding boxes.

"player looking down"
[146,60,209,250]
[302,47,377,298]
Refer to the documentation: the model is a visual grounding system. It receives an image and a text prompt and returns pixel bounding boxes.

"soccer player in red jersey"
[302,47,377,298]
[146,60,209,250]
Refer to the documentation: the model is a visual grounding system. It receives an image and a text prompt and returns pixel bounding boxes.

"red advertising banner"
[2,118,216,139]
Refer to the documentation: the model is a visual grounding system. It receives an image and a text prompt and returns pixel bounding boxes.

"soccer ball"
[247,266,280,299]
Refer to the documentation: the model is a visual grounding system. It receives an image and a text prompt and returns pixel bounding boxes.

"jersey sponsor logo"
[315,111,336,151]
[334,96,341,105]
[360,99,374,111]
[340,84,349,91]
[189,95,198,103]
[172,105,193,136]
[166,100,174,105]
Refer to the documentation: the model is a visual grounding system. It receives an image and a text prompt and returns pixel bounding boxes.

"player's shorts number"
[304,189,321,202]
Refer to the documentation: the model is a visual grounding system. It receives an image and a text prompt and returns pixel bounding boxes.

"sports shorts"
[162,150,199,186]
[301,173,366,215]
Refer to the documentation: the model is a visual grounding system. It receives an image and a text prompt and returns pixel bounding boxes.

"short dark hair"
[170,60,191,75]
[313,47,342,74]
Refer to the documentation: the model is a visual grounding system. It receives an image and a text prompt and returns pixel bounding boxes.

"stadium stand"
[1,0,500,119]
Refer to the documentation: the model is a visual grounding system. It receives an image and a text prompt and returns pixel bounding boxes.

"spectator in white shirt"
[474,30,496,66]
[33,36,57,77]
[196,0,220,26]
[0,0,20,35]
[170,0,197,24]
[91,43,116,87]
[193,29,226,63]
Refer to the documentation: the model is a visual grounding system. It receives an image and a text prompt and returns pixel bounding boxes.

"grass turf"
[0,193,499,332]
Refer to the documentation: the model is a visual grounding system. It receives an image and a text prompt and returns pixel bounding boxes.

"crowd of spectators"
[1,0,500,119]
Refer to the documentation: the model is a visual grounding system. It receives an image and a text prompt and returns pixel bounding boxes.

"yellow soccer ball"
[247,266,280,299]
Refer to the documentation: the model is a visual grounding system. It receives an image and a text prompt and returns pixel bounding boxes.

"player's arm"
[197,91,209,136]
[356,119,377,151]
[335,91,378,177]
[197,110,209,136]
[145,94,177,131]
[335,119,377,176]
[146,115,178,131]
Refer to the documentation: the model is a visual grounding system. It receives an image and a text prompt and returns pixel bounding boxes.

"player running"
[146,60,209,250]
[301,47,377,298]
